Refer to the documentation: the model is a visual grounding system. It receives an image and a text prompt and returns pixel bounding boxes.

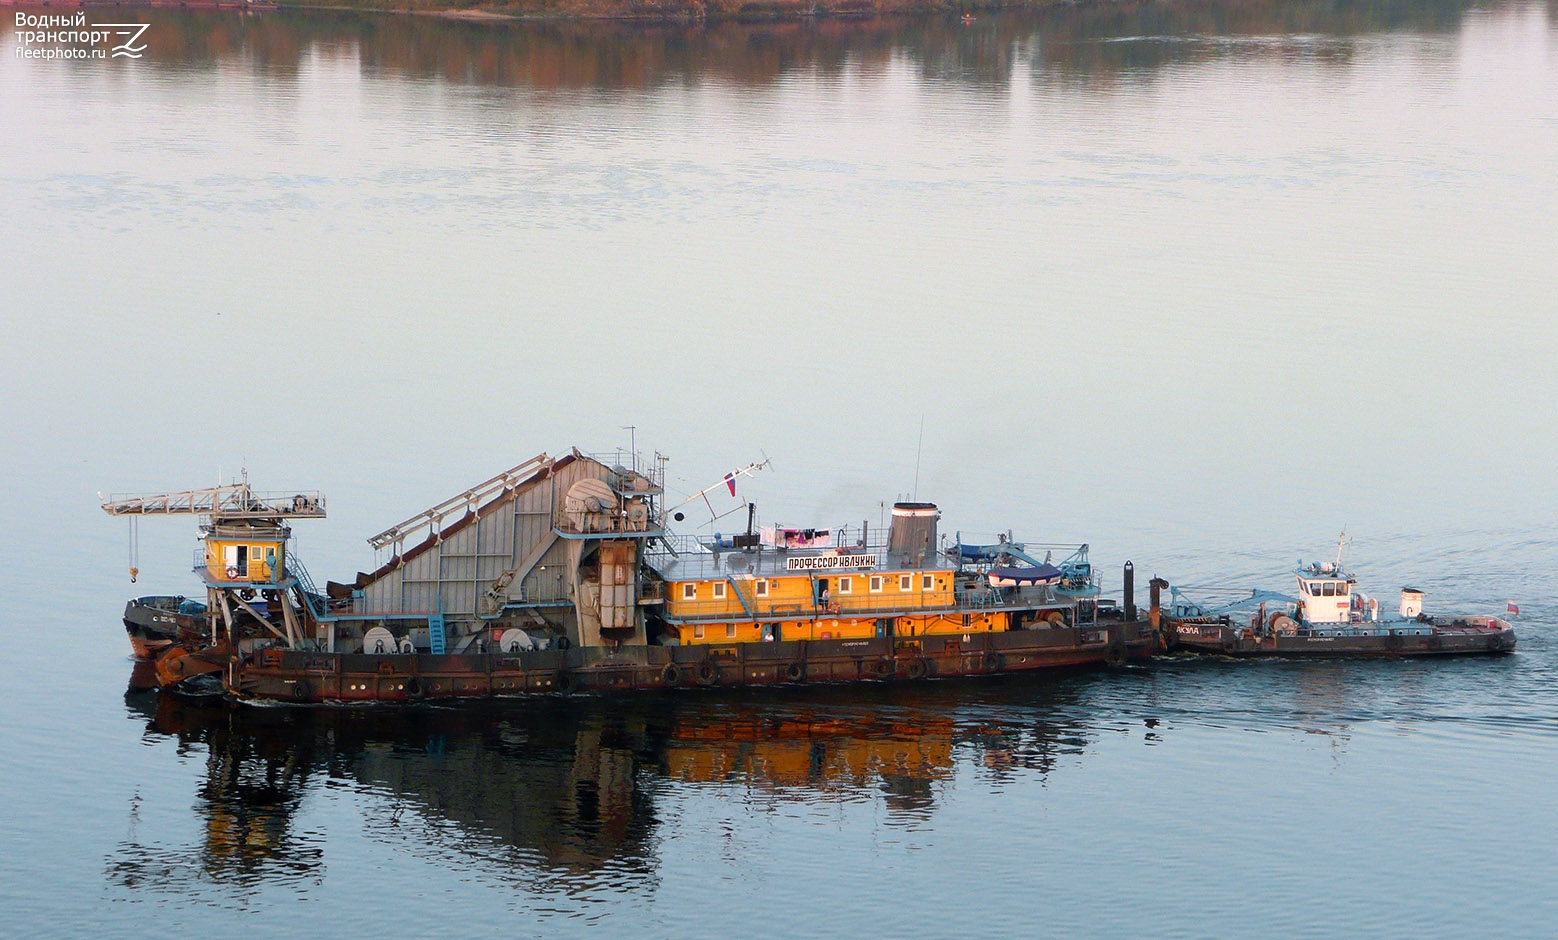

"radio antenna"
[913,415,925,500]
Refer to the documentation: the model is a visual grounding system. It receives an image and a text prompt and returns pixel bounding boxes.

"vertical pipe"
[1123,561,1136,621]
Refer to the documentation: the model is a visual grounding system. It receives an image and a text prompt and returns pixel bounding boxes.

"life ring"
[292,679,313,703]
[984,651,1004,672]
[695,661,720,685]
[662,663,682,686]
[404,676,424,698]
[225,566,240,579]
[871,657,894,678]
[555,671,577,694]
[905,658,928,680]
[784,662,805,683]
[1105,643,1127,667]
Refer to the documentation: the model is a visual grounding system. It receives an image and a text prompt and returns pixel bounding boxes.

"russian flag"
[724,472,737,497]
[1506,601,1520,617]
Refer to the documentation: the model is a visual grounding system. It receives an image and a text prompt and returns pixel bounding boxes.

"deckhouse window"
[1322,583,1336,597]
[838,577,852,594]
[713,582,727,599]
[683,583,696,600]
[899,574,913,591]
[1337,583,1349,596]
[756,580,769,597]
[922,575,934,591]
[869,576,883,593]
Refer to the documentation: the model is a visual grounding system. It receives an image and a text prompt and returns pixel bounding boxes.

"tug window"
[922,575,934,591]
[900,574,912,591]
[694,624,705,639]
[869,576,883,593]
[726,624,736,638]
[1322,583,1336,597]
[1337,583,1349,596]
[713,582,727,599]
[683,583,696,600]
[755,580,768,597]
[838,577,852,593]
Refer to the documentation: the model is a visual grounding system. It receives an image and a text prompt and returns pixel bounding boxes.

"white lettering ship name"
[785,553,879,571]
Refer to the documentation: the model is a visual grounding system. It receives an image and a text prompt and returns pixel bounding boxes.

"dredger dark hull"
[228,622,1161,703]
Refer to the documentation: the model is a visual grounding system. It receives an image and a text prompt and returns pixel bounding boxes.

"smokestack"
[887,502,939,568]
[1123,561,1136,621]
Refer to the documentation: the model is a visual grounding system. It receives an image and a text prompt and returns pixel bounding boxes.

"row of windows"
[686,613,985,640]
[679,573,939,600]
[1302,580,1349,597]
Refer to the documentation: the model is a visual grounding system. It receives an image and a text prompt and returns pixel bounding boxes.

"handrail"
[367,453,551,550]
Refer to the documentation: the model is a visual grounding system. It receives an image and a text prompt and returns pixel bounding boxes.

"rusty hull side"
[230,621,1161,704]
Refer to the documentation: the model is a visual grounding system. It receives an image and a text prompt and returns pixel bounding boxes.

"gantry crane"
[101,477,328,686]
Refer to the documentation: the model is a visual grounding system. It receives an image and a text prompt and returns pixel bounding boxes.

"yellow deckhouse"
[655,503,1043,646]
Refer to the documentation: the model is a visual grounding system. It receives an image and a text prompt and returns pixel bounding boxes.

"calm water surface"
[1,1,1555,936]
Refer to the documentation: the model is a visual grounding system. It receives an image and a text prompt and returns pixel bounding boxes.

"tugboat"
[103,448,1164,703]
[1166,536,1516,657]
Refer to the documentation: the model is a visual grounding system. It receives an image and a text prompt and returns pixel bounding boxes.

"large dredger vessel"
[103,449,1163,703]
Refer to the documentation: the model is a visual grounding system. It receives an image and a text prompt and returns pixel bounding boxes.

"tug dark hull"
[1170,621,1516,657]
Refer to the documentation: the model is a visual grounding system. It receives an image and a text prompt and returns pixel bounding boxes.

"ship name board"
[786,553,879,571]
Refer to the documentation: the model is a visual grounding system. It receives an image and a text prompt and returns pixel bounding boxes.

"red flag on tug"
[1507,601,1520,616]
[724,472,737,497]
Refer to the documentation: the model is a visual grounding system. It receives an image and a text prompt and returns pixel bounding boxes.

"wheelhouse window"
[922,575,934,591]
[713,582,727,599]
[869,576,883,593]
[755,580,769,597]
[838,577,852,594]
[1322,583,1336,596]
[682,583,697,600]
[1337,583,1349,596]
[899,574,913,591]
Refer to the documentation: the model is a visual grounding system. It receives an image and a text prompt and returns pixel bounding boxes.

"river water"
[2,1,1555,936]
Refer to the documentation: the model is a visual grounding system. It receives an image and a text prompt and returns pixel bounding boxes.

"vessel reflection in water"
[110,676,1103,893]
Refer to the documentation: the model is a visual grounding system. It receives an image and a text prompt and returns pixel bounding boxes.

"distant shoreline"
[4,0,1087,24]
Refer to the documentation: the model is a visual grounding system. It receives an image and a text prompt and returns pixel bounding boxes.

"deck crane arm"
[100,484,326,520]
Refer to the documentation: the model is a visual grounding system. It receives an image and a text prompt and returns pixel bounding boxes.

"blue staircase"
[428,612,446,654]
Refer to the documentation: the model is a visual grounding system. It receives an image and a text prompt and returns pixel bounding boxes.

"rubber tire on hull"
[292,679,313,703]
[662,663,683,686]
[905,658,928,680]
[696,661,720,685]
[871,658,894,678]
[1105,644,1127,667]
[784,662,805,683]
